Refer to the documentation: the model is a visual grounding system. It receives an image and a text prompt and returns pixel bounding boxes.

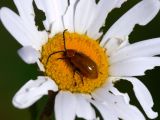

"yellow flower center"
[41,31,108,93]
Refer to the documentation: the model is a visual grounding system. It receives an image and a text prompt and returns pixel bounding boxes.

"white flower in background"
[0,0,160,120]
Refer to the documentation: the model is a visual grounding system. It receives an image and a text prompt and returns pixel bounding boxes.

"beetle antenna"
[46,50,65,64]
[63,29,68,51]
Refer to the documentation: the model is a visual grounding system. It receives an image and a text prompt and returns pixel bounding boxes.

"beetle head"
[66,49,76,57]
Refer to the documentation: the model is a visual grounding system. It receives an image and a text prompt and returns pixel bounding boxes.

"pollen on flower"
[41,31,109,93]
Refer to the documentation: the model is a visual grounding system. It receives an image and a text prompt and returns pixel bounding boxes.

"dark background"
[0,0,160,120]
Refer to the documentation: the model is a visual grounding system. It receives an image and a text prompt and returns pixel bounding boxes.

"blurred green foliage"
[0,0,160,120]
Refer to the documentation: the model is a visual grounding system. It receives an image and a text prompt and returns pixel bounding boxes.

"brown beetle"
[46,30,98,81]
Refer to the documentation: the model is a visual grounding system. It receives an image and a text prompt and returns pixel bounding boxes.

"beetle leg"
[56,57,68,60]
[75,70,84,85]
[72,68,78,86]
[72,68,84,86]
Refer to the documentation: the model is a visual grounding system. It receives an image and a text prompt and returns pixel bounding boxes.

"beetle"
[46,29,98,83]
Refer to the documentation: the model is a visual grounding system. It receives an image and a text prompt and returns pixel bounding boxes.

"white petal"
[109,57,160,76]
[37,59,45,72]
[42,19,50,31]
[0,7,47,50]
[35,0,68,33]
[13,0,48,48]
[12,76,58,109]
[94,117,100,120]
[74,0,96,34]
[110,38,160,64]
[105,37,129,56]
[52,0,68,17]
[102,78,130,103]
[34,0,52,30]
[50,16,64,37]
[34,0,55,25]
[63,0,78,32]
[112,77,158,119]
[110,97,145,120]
[35,0,68,24]
[0,8,36,46]
[55,91,76,120]
[92,87,145,120]
[51,0,68,34]
[109,86,130,104]
[17,46,40,64]
[93,82,129,105]
[87,0,126,39]
[101,0,160,45]
[89,99,118,120]
[75,94,96,120]
[118,37,130,49]
[13,0,35,26]
[92,87,121,105]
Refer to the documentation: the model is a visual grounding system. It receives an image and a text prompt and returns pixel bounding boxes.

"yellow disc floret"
[41,31,108,93]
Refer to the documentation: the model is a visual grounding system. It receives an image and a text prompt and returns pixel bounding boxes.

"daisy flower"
[0,0,160,119]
